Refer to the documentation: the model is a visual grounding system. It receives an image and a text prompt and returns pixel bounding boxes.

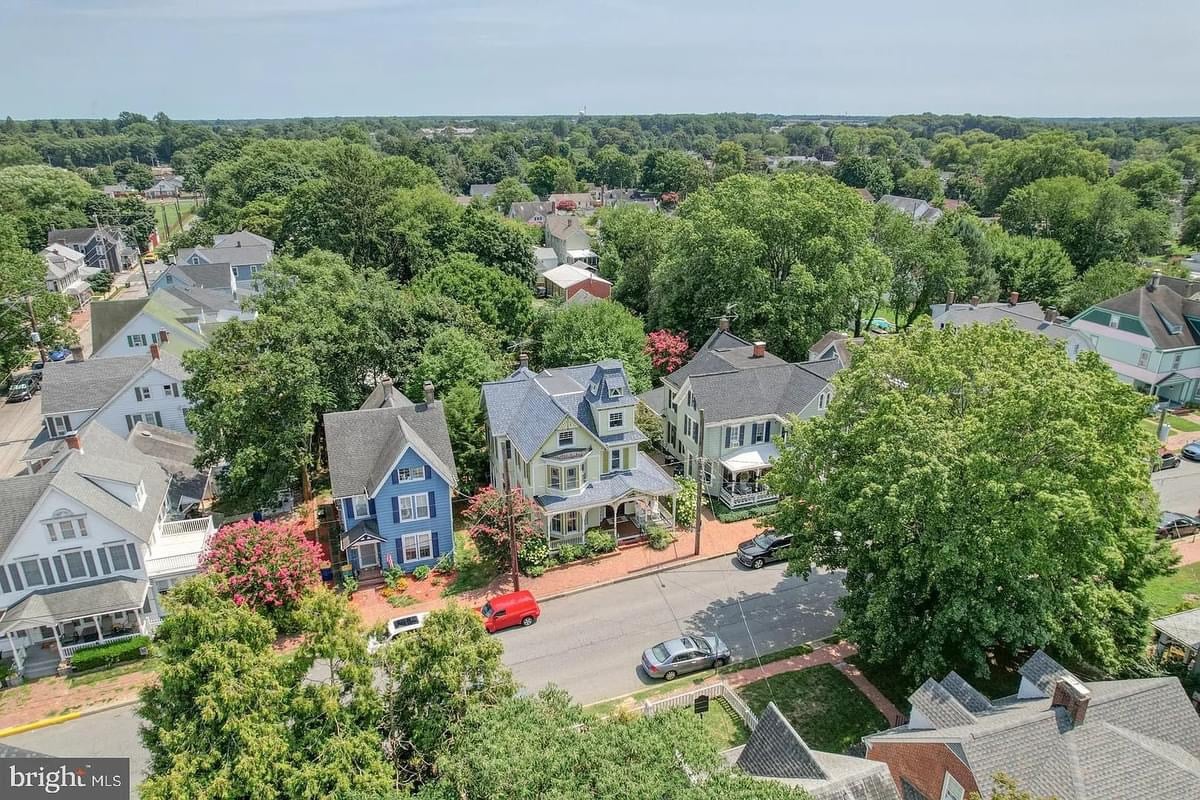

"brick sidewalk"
[352,508,766,626]
[835,660,906,726]
[0,668,156,731]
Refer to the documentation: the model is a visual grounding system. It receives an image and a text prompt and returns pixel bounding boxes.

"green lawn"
[440,529,497,596]
[738,664,887,753]
[1144,562,1200,617]
[1142,415,1200,438]
[151,198,198,244]
[844,655,1021,714]
[701,697,751,749]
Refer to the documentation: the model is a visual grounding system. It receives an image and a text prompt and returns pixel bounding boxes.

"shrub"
[646,525,676,551]
[434,553,455,574]
[388,594,418,608]
[463,486,543,570]
[555,543,585,564]
[342,575,358,594]
[383,564,406,590]
[584,528,617,556]
[200,518,323,614]
[412,565,431,581]
[712,500,779,524]
[69,635,151,672]
[518,536,551,577]
[673,478,698,528]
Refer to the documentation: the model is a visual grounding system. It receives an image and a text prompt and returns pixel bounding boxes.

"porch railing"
[719,487,779,509]
[62,631,144,659]
[160,516,215,536]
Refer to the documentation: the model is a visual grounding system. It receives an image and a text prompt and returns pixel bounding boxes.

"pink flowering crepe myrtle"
[645,329,692,377]
[200,518,323,611]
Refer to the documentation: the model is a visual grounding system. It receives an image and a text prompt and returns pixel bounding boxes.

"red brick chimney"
[158,329,169,343]
[946,290,956,307]
[65,431,82,452]
[1051,675,1091,726]
[1008,291,1019,306]
[970,295,980,307]
[752,341,766,359]
[149,343,160,360]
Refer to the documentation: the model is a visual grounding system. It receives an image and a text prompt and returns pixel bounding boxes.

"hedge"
[69,635,151,672]
[711,499,779,524]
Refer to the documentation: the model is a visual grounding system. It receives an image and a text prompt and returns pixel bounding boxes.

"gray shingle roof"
[1018,649,1070,695]
[177,242,272,269]
[90,297,151,352]
[510,201,555,223]
[40,351,188,417]
[687,362,833,424]
[909,678,978,729]
[877,195,943,223]
[933,302,1087,347]
[127,424,212,507]
[175,261,234,289]
[0,577,148,634]
[536,457,678,512]
[1153,607,1200,650]
[323,401,458,499]
[738,702,828,780]
[661,328,781,390]
[47,227,115,246]
[213,230,275,250]
[1092,276,1200,349]
[940,671,993,713]
[481,361,641,461]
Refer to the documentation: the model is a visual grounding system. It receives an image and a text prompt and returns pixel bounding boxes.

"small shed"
[1152,607,1200,673]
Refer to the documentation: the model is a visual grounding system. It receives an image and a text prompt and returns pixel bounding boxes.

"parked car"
[1153,450,1183,471]
[1182,441,1200,462]
[736,529,792,569]
[47,347,70,362]
[480,590,540,633]
[7,372,40,403]
[366,612,428,654]
[641,635,731,680]
[1158,512,1200,539]
[143,252,159,263]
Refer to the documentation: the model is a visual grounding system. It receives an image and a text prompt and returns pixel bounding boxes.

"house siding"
[95,319,187,358]
[340,448,453,573]
[89,366,192,437]
[867,741,979,800]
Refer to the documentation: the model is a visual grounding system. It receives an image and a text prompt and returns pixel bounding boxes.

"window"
[127,333,148,348]
[550,511,581,536]
[48,415,71,437]
[107,544,131,571]
[610,448,622,470]
[752,422,769,443]
[687,391,697,410]
[1108,314,1120,328]
[63,550,87,579]
[940,773,965,800]
[402,532,433,562]
[564,466,580,490]
[690,419,699,443]
[726,425,744,448]
[45,513,87,542]
[1137,350,1151,368]
[549,467,562,490]
[558,430,574,446]
[398,493,430,521]
[608,386,623,397]
[608,411,623,428]
[1172,353,1183,370]
[351,495,371,517]
[818,391,830,410]
[163,383,179,397]
[393,467,422,483]
[20,559,44,587]
[683,416,692,438]
[134,386,152,401]
[125,412,163,431]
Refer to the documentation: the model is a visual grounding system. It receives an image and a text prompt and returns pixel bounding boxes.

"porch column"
[50,624,66,663]
[611,504,619,540]
[6,632,23,673]
[134,608,145,636]
[93,616,106,643]
[671,494,677,527]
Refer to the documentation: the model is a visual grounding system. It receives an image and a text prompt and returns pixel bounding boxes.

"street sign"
[693,694,710,715]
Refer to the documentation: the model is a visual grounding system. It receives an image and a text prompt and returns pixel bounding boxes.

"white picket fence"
[642,681,759,731]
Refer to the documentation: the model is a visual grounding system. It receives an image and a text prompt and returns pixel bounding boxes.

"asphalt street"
[1,556,844,795]
[1153,456,1200,517]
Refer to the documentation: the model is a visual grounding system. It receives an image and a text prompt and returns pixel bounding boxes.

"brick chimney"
[380,376,393,402]
[158,329,169,343]
[64,431,82,452]
[946,290,956,307]
[718,316,731,332]
[68,344,84,362]
[149,343,160,360]
[752,341,766,359]
[423,380,435,405]
[970,295,980,307]
[1044,306,1057,323]
[1008,291,1019,306]
[1051,675,1091,726]
[518,352,530,370]
[1149,269,1162,290]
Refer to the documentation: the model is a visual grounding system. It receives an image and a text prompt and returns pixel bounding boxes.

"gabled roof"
[545,215,589,240]
[940,671,993,713]
[481,360,642,461]
[40,351,188,416]
[933,301,1087,347]
[542,264,608,289]
[358,381,414,410]
[1153,607,1200,651]
[565,289,602,305]
[509,200,555,222]
[166,261,234,290]
[90,298,151,352]
[877,195,943,223]
[323,397,457,499]
[213,230,275,250]
[0,425,171,561]
[127,424,212,508]
[909,677,978,728]
[47,227,115,246]
[177,243,271,269]
[1090,275,1200,349]
[1018,649,1071,695]
[41,244,87,279]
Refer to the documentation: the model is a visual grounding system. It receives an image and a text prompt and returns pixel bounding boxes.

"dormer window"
[608,411,624,428]
[609,386,623,398]
[45,509,88,542]
[134,481,146,509]
[558,431,574,446]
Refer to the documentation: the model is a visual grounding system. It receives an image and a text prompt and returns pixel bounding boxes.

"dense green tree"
[1182,194,1200,246]
[929,136,971,169]
[768,323,1172,681]
[441,383,489,492]
[1113,159,1181,209]
[980,131,1109,212]
[873,206,968,326]
[404,328,505,401]
[833,154,894,197]
[939,212,1000,302]
[422,688,806,800]
[411,253,533,339]
[538,300,653,393]
[713,140,747,181]
[0,142,41,167]
[486,176,535,213]
[380,605,517,787]
[593,145,639,188]
[596,203,675,316]
[895,167,943,201]
[639,149,709,195]
[456,205,536,284]
[652,173,890,361]
[0,218,77,375]
[0,164,98,250]
[1061,260,1146,316]
[526,155,577,196]
[989,231,1076,306]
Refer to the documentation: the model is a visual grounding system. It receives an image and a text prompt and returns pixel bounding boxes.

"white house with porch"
[643,320,841,509]
[0,425,214,679]
[482,357,679,549]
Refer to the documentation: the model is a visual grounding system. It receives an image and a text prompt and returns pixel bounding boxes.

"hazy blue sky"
[3,0,1197,119]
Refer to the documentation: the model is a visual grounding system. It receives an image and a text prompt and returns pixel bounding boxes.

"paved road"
[0,556,843,794]
[1153,457,1200,516]
[0,392,44,478]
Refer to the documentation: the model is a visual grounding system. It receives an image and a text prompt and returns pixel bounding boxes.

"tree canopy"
[538,300,653,393]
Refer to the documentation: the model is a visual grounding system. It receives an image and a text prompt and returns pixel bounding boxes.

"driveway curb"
[0,698,140,739]
[539,549,738,603]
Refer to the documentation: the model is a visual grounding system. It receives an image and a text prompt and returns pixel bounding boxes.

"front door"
[356,542,379,569]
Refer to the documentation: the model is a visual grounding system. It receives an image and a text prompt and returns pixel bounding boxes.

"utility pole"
[693,408,704,556]
[26,297,48,364]
[502,450,521,592]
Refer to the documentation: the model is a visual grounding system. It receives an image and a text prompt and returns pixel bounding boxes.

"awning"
[340,519,384,551]
[0,577,148,635]
[719,442,780,472]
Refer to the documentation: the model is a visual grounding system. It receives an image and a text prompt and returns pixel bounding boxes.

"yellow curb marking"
[0,711,82,738]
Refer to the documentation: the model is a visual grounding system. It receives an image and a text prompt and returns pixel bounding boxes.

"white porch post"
[93,616,106,643]
[50,624,66,663]
[611,504,618,541]
[672,494,677,526]
[6,631,23,673]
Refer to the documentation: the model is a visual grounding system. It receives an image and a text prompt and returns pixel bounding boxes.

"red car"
[480,590,540,633]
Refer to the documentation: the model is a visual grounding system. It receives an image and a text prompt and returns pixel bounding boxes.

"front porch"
[0,577,151,678]
[545,494,677,550]
[715,443,780,509]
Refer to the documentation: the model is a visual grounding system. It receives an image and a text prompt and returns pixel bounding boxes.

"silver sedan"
[641,635,731,680]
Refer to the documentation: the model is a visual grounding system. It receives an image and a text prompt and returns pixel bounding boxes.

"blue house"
[323,379,458,576]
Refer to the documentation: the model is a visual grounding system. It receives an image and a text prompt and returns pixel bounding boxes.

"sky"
[2,0,1198,120]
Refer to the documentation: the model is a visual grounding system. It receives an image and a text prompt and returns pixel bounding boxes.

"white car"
[367,612,428,654]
